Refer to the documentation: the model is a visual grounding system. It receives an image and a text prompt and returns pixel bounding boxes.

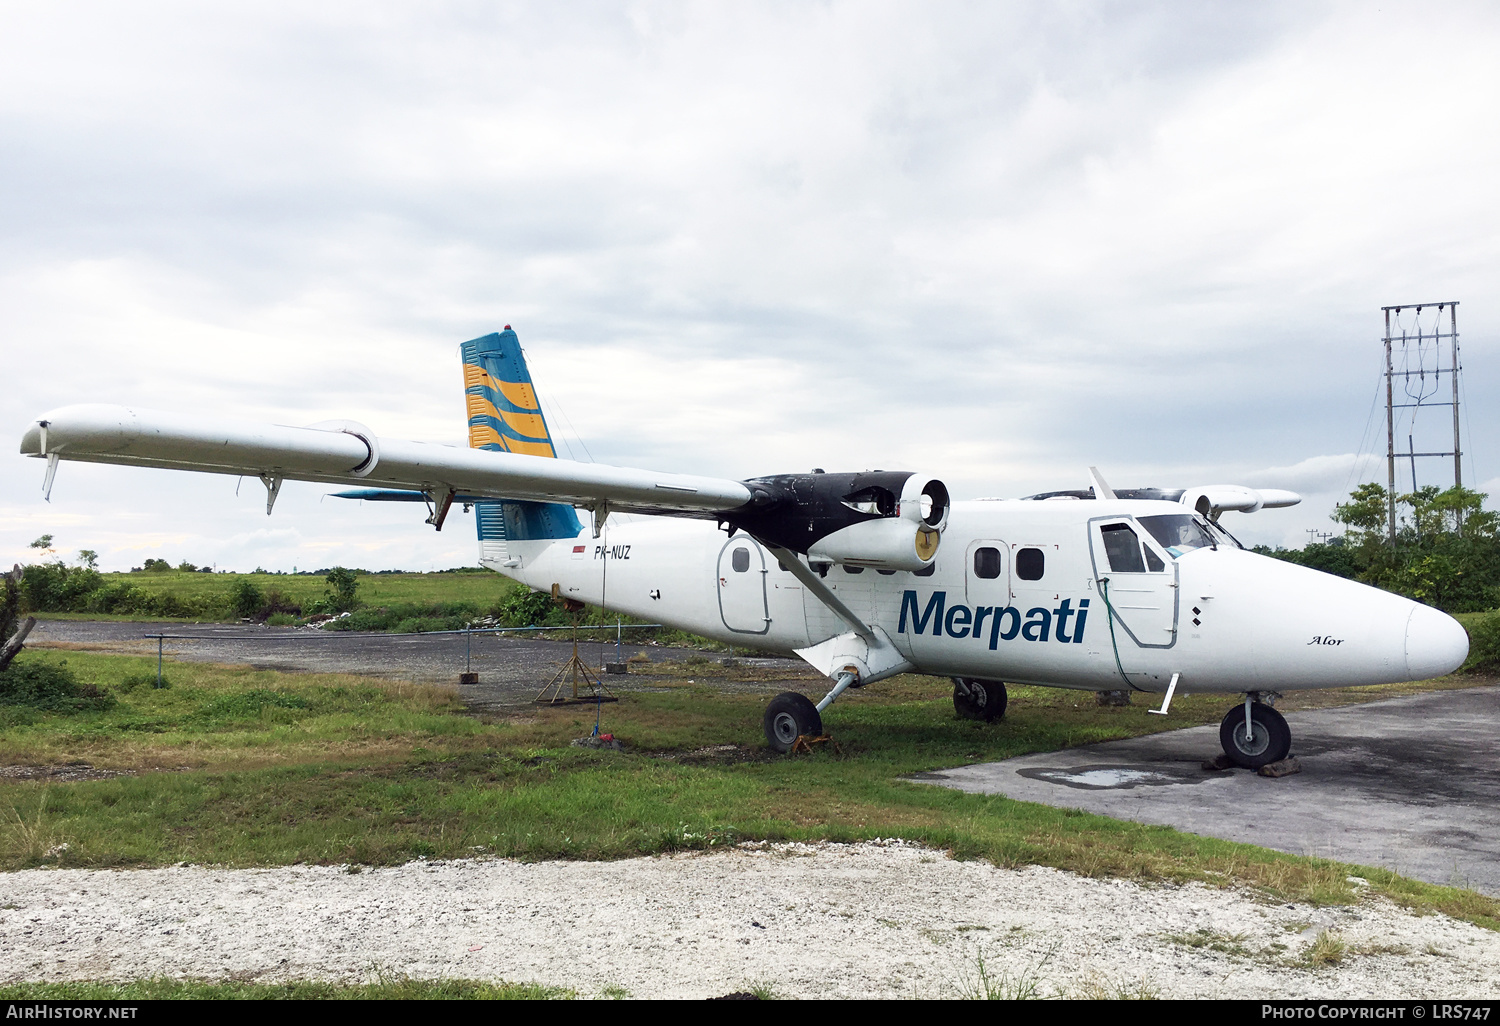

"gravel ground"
[2,842,1496,999]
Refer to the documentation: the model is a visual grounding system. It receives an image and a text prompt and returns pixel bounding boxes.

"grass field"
[2,647,1496,935]
[82,569,518,614]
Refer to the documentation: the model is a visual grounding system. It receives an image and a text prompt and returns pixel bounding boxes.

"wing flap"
[22,404,752,514]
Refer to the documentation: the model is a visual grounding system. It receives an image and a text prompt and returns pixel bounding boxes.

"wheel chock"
[790,733,842,755]
[1258,756,1302,778]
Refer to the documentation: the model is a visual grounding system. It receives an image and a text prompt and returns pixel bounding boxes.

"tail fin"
[461,327,583,564]
[462,327,559,457]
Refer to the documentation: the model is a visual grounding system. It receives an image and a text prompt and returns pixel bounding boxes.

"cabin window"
[1100,524,1146,573]
[973,547,1003,579]
[1016,548,1045,580]
[844,565,865,575]
[877,569,896,576]
[731,547,750,573]
[913,562,936,578]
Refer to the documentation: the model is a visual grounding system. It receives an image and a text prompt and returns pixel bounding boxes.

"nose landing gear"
[1219,694,1291,769]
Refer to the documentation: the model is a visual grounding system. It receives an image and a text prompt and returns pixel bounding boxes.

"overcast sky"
[3,1,1497,572]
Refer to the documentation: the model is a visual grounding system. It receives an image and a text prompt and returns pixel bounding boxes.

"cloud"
[2,2,1496,570]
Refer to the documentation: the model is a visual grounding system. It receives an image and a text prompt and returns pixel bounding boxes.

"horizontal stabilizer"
[22,404,753,517]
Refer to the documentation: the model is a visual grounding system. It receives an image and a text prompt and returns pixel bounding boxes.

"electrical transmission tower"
[1383,301,1462,542]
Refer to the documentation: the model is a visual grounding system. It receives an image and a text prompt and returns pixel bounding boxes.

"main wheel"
[764,692,822,753]
[1219,702,1291,769]
[953,678,1008,722]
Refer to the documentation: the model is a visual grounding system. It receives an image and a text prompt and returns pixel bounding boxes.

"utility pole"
[1382,302,1462,543]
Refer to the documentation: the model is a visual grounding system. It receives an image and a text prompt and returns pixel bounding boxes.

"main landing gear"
[764,693,822,752]
[1218,693,1291,769]
[952,677,1007,722]
[764,669,861,753]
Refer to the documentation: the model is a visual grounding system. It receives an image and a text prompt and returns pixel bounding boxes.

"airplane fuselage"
[490,498,1469,696]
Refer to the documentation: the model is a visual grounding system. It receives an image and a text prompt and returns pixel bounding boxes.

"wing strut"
[758,540,874,641]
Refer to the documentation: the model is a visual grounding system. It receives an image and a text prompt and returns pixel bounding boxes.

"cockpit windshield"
[1139,514,1221,556]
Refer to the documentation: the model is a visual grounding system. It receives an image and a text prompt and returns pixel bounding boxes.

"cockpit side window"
[1100,523,1146,573]
[1139,514,1213,556]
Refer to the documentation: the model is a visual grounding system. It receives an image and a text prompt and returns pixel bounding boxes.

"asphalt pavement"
[914,685,1500,896]
[30,619,804,709]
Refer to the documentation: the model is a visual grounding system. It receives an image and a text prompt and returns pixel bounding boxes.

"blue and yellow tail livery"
[462,328,582,555]
[461,328,558,458]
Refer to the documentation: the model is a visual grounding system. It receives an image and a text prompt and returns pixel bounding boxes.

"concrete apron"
[912,685,1500,897]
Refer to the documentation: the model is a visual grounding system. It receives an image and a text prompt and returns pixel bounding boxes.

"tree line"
[1255,484,1499,614]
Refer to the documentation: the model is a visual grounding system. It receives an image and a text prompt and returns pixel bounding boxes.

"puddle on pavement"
[1018,765,1214,790]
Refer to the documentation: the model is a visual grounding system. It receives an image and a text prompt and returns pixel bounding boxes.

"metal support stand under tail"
[534,637,619,706]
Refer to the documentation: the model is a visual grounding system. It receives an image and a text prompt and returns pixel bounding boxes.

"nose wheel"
[1219,699,1291,769]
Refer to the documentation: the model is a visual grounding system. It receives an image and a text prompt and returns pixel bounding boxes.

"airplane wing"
[20,404,754,519]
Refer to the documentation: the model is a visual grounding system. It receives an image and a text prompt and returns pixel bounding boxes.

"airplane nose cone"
[1406,603,1469,680]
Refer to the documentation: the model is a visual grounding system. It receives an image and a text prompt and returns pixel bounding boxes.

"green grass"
[2,649,1497,935]
[0,977,572,1000]
[80,570,519,612]
[33,570,727,647]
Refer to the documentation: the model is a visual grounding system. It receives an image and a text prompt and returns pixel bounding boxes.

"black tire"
[953,678,1008,722]
[1219,702,1291,769]
[764,692,822,753]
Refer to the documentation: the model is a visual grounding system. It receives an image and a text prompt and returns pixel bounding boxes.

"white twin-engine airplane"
[20,329,1470,766]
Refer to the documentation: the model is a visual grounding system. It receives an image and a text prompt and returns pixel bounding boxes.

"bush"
[323,567,361,613]
[266,613,298,626]
[1465,612,1500,672]
[18,563,102,612]
[0,660,114,712]
[81,582,146,614]
[230,578,266,619]
[495,588,554,627]
[259,589,302,621]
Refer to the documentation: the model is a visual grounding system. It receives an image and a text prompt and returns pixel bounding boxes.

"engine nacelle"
[1180,485,1301,519]
[808,516,941,571]
[724,469,950,567]
[899,474,950,533]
